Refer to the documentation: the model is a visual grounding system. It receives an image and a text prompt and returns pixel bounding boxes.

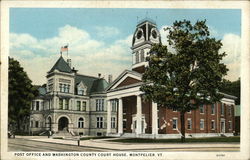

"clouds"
[10,23,241,85]
[10,25,131,85]
[220,33,241,81]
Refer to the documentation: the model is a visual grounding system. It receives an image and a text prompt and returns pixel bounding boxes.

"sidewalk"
[18,136,240,152]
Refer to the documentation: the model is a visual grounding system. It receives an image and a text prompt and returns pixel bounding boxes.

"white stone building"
[30,56,117,136]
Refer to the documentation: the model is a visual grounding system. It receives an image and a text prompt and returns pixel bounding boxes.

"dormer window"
[77,81,87,96]
[78,88,84,95]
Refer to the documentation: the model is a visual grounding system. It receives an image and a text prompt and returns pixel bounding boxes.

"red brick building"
[106,19,236,138]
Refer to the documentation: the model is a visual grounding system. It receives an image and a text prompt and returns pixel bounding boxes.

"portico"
[106,79,158,137]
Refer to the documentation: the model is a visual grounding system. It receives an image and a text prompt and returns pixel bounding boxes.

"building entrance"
[58,117,69,131]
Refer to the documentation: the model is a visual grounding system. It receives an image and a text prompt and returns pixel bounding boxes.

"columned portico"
[118,98,123,134]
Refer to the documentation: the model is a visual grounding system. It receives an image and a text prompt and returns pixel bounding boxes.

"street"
[8,136,240,152]
[8,138,112,152]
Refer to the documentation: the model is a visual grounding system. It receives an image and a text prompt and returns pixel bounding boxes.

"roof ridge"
[76,73,99,79]
[49,56,72,73]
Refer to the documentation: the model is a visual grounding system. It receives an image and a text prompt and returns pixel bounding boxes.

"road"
[8,137,240,152]
[8,138,112,152]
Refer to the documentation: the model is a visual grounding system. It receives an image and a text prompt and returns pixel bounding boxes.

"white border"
[1,1,249,160]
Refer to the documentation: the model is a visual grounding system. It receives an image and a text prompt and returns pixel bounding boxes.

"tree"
[8,57,38,131]
[220,78,240,105]
[140,20,228,142]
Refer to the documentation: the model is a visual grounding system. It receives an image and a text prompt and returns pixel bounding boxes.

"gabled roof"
[106,69,142,91]
[75,74,108,95]
[49,56,72,73]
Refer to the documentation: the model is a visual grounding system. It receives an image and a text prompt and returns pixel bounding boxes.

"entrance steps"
[52,131,74,139]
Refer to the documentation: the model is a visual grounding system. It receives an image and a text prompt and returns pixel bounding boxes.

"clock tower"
[131,19,161,73]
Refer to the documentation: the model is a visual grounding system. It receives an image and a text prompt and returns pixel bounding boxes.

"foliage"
[220,78,240,105]
[140,20,228,142]
[8,57,38,131]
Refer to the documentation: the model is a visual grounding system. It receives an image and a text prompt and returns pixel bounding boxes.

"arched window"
[78,118,84,128]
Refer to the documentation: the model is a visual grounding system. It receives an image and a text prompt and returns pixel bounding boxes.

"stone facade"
[30,56,117,136]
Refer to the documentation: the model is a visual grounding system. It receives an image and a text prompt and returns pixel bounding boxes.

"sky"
[10,8,241,85]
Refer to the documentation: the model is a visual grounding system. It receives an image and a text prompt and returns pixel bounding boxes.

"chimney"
[98,73,101,78]
[108,74,113,83]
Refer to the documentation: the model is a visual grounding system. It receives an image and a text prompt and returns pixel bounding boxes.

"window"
[35,121,39,128]
[221,104,224,115]
[82,101,86,111]
[200,119,204,130]
[187,110,191,114]
[78,87,84,95]
[172,108,177,112]
[199,105,204,114]
[78,118,84,128]
[211,120,215,130]
[111,117,116,128]
[211,104,215,115]
[77,101,81,111]
[48,84,53,92]
[66,84,70,93]
[59,83,70,93]
[97,117,103,128]
[36,101,39,110]
[59,83,63,92]
[65,99,69,110]
[187,119,192,130]
[135,51,139,63]
[111,100,117,112]
[48,100,51,110]
[172,118,178,130]
[59,99,63,109]
[96,99,104,111]
[140,50,144,62]
[228,121,232,130]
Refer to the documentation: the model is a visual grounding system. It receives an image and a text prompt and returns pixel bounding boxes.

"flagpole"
[67,43,69,58]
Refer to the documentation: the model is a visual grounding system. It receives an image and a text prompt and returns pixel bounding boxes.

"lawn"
[108,136,240,143]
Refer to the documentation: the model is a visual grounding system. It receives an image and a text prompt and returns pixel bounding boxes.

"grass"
[108,136,240,143]
[80,136,113,140]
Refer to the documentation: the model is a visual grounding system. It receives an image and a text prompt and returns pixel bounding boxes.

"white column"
[152,102,158,135]
[107,100,111,134]
[63,99,65,110]
[136,95,142,134]
[118,98,123,134]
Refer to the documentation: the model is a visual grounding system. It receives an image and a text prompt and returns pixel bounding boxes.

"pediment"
[77,81,87,89]
[106,70,142,91]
